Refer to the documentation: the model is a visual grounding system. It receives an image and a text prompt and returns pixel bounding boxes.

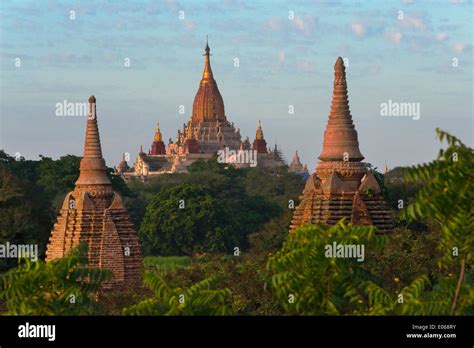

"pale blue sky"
[0,0,472,171]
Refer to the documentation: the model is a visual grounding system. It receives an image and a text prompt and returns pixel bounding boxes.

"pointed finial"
[255,119,264,140]
[89,95,96,103]
[140,144,143,153]
[154,122,163,142]
[205,35,210,52]
[335,57,345,72]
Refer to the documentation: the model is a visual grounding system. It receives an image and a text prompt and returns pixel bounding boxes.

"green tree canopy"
[139,182,281,256]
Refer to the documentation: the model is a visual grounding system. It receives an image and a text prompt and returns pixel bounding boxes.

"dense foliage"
[144,253,283,315]
[268,221,386,315]
[123,272,231,315]
[139,183,281,255]
[0,244,109,315]
[401,129,474,315]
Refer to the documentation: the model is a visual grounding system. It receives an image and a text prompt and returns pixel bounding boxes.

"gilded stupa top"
[191,39,226,124]
[154,122,163,142]
[255,119,264,140]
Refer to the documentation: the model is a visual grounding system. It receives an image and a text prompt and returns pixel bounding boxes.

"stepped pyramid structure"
[290,58,393,232]
[46,96,142,290]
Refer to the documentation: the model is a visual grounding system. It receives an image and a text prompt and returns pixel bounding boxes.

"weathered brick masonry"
[46,96,142,290]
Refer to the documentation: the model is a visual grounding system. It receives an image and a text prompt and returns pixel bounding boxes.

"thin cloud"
[351,22,366,38]
[386,31,403,44]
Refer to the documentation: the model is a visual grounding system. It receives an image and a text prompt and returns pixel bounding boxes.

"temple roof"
[318,57,364,162]
[191,40,226,124]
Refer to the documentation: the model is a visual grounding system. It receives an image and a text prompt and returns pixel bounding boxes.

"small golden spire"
[140,144,143,153]
[384,162,388,174]
[256,119,264,140]
[202,37,213,80]
[154,122,162,142]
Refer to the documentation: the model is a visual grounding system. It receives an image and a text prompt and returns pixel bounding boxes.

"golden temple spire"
[191,39,226,124]
[256,119,264,140]
[75,95,111,186]
[202,37,213,80]
[154,122,163,142]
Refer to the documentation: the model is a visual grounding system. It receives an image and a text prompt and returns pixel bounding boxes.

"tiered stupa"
[46,96,142,290]
[290,58,393,232]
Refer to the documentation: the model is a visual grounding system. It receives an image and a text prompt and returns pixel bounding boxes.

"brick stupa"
[46,96,142,290]
[290,58,393,232]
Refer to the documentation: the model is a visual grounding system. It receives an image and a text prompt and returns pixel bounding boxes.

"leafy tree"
[123,272,231,315]
[364,227,441,291]
[267,221,470,315]
[240,166,305,210]
[139,183,280,256]
[268,221,388,315]
[160,253,284,315]
[385,166,423,211]
[36,155,81,202]
[0,166,52,270]
[402,129,474,315]
[0,244,110,315]
[247,210,294,254]
[362,273,474,315]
